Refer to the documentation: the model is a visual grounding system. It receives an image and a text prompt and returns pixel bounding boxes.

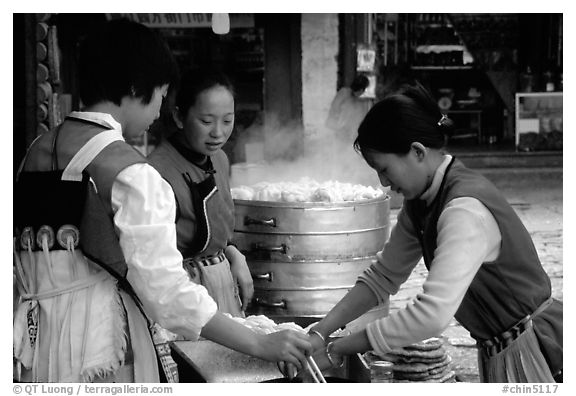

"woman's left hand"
[225,245,254,311]
[293,349,336,382]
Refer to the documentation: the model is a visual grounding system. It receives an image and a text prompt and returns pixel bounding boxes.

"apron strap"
[61,129,124,181]
[20,271,110,301]
[530,297,553,321]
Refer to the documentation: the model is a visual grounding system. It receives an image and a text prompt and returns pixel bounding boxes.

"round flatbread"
[395,353,448,365]
[388,345,447,360]
[403,337,444,351]
[392,355,452,374]
[427,362,452,376]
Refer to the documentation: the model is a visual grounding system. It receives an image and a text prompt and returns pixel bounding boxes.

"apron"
[180,170,243,318]
[13,117,161,382]
[477,298,557,382]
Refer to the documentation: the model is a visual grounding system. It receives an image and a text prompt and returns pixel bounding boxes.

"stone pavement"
[386,173,563,382]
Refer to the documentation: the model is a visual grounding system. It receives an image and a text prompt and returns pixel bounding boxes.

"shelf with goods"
[373,13,410,67]
[448,14,519,72]
[445,109,483,144]
[408,13,475,69]
[407,14,517,146]
[515,92,562,152]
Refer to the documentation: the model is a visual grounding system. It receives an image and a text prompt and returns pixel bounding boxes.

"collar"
[168,134,214,173]
[67,111,123,137]
[419,154,453,206]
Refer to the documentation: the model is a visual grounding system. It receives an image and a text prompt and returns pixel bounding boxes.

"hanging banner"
[107,13,254,29]
[356,44,376,72]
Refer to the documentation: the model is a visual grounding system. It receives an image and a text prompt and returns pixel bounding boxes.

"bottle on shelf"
[519,66,535,93]
[543,69,555,92]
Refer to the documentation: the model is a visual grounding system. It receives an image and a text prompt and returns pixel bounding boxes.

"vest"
[148,138,235,259]
[404,158,562,374]
[15,117,146,279]
[13,117,169,382]
[405,158,552,336]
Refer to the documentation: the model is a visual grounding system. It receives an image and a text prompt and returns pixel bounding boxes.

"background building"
[13,13,563,174]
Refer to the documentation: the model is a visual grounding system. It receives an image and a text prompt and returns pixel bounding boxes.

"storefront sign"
[356,45,376,72]
[107,13,254,29]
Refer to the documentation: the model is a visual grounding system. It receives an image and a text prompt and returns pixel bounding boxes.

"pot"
[233,195,391,318]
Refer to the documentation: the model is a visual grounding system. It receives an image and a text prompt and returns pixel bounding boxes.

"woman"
[298,83,562,382]
[148,69,251,317]
[325,74,371,146]
[13,19,311,383]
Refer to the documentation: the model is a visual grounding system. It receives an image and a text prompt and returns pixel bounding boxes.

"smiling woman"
[148,68,249,318]
[146,69,315,375]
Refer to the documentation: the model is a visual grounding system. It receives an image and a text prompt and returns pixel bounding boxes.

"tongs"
[304,355,327,383]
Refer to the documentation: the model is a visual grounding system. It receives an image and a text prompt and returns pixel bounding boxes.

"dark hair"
[78,18,179,107]
[174,68,235,117]
[350,74,370,93]
[354,82,454,155]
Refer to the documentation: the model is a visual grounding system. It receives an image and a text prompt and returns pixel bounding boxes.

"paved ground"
[386,172,563,382]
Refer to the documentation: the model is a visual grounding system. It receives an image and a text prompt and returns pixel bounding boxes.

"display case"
[515,92,563,151]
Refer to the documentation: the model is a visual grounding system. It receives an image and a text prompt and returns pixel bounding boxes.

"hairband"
[437,114,448,126]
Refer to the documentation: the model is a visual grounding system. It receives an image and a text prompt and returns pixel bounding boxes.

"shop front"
[14,13,562,173]
[372,13,563,155]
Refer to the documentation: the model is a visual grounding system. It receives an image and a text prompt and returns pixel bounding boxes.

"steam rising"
[230,114,382,190]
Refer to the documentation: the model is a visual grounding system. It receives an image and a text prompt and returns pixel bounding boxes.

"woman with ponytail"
[296,83,562,383]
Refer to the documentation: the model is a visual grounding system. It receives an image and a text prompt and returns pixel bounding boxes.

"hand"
[293,349,333,382]
[278,331,327,380]
[254,330,312,371]
[308,329,327,354]
[277,360,298,380]
[225,245,254,311]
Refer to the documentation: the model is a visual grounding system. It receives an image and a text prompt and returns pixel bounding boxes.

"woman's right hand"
[254,329,312,370]
[308,329,327,353]
[277,330,325,379]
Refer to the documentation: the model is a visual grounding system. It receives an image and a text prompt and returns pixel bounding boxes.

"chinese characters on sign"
[108,13,254,29]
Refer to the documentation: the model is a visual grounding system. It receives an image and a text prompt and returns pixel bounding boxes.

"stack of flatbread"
[380,337,456,383]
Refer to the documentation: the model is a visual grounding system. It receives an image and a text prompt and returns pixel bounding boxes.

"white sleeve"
[357,207,423,303]
[111,163,217,341]
[366,197,501,355]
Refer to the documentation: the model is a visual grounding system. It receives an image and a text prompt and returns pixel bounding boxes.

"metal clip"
[57,224,80,249]
[437,114,448,126]
[20,227,36,250]
[36,225,55,250]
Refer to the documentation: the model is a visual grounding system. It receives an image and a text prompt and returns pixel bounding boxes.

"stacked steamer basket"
[381,337,456,383]
[232,187,391,325]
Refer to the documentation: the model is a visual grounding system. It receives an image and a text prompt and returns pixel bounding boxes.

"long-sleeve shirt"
[358,155,502,355]
[86,113,218,340]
